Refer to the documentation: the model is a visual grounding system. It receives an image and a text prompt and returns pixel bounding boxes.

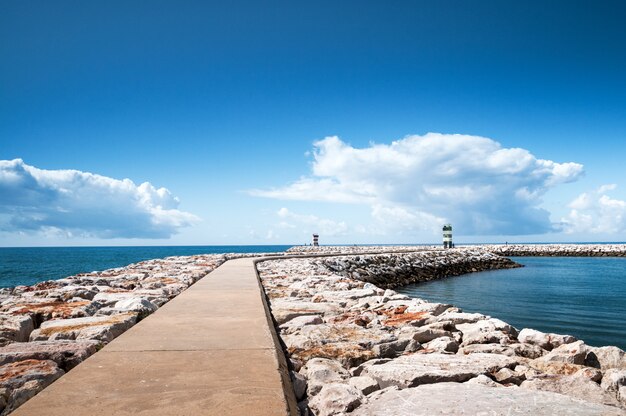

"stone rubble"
[257,249,626,415]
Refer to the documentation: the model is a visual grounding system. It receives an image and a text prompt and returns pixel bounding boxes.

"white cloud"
[276,207,348,236]
[563,185,626,234]
[252,133,584,235]
[0,159,198,238]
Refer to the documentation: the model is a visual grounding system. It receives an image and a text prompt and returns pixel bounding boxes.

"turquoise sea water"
[0,246,291,288]
[397,256,626,350]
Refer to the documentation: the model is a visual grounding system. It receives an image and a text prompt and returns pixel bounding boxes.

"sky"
[1,1,626,246]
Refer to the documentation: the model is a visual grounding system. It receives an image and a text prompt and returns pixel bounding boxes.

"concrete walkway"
[13,258,297,416]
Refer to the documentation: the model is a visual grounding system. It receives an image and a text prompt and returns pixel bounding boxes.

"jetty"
[9,258,296,415]
[1,245,626,415]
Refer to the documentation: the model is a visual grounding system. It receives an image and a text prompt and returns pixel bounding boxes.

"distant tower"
[443,224,453,249]
[312,233,319,246]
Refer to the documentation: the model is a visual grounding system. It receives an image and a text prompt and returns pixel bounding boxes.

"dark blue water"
[397,257,626,349]
[0,246,291,288]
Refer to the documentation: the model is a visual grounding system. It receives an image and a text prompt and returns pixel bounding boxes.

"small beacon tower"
[312,234,319,246]
[443,224,453,249]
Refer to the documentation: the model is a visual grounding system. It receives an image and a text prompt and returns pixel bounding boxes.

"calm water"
[397,257,626,349]
[0,245,291,288]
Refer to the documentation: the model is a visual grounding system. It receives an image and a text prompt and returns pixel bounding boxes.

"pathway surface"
[13,258,296,416]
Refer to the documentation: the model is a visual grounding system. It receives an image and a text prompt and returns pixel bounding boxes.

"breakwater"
[3,244,626,415]
[0,252,284,415]
[320,249,520,289]
[484,243,626,257]
[257,248,626,415]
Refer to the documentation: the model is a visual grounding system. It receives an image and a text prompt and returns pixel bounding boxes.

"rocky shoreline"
[484,243,626,257]
[257,248,626,415]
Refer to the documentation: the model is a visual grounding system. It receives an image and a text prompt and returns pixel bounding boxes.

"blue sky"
[1,1,626,246]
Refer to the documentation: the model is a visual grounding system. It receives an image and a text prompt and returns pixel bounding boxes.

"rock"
[372,339,410,358]
[349,375,379,395]
[29,313,137,343]
[575,367,603,383]
[458,344,516,357]
[527,359,587,377]
[269,300,341,325]
[508,342,547,359]
[359,353,517,388]
[408,327,452,344]
[290,370,307,401]
[308,383,365,415]
[0,314,34,346]
[352,382,624,415]
[518,328,576,351]
[493,367,524,385]
[457,320,515,346]
[279,315,323,333]
[423,336,459,353]
[285,323,392,367]
[467,374,501,387]
[111,297,158,319]
[435,311,486,325]
[601,369,626,393]
[590,346,626,370]
[538,340,588,365]
[0,340,99,371]
[522,374,622,408]
[406,302,452,316]
[0,359,64,415]
[300,358,350,396]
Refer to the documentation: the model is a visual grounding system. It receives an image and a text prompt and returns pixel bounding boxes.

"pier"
[12,258,297,416]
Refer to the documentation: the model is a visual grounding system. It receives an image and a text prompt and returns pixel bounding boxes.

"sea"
[1,246,625,350]
[0,245,291,288]
[397,256,626,350]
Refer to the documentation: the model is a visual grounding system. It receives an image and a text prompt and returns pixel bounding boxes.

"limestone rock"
[359,353,517,388]
[423,336,459,353]
[406,302,452,316]
[29,313,137,343]
[279,315,323,334]
[538,340,588,365]
[458,344,516,357]
[112,297,158,319]
[0,314,34,346]
[590,346,626,370]
[518,328,576,351]
[300,358,350,396]
[409,326,452,344]
[372,339,410,358]
[269,300,341,325]
[522,374,622,408]
[349,375,379,395]
[493,367,524,385]
[352,382,624,415]
[0,340,99,371]
[308,383,365,416]
[0,359,64,415]
[435,311,486,325]
[508,342,547,359]
[601,369,626,393]
[457,319,515,346]
[467,374,501,387]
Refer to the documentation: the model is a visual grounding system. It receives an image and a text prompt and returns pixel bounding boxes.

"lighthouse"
[312,234,319,246]
[443,224,453,249]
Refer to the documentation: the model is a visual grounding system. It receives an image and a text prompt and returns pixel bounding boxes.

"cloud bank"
[0,159,198,238]
[563,185,626,234]
[252,133,584,235]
